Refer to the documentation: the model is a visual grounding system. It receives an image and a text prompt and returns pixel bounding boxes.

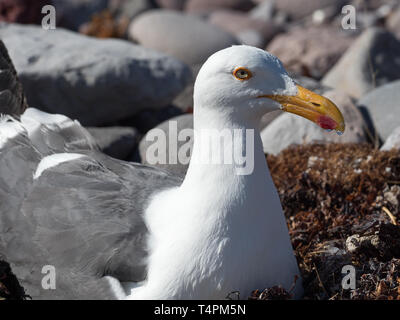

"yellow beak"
[260,85,345,134]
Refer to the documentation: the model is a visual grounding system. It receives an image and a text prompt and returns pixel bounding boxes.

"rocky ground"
[1,0,400,300]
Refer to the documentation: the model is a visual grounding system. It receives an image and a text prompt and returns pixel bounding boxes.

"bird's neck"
[181,107,272,208]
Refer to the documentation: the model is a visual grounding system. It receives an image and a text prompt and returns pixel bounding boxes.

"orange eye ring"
[233,67,252,81]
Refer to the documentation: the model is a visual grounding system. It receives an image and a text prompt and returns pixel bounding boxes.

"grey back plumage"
[0,112,182,299]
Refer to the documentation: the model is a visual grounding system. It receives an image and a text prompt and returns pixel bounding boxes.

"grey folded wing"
[0,117,182,299]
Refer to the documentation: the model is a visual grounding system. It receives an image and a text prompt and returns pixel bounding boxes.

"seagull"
[0,45,344,300]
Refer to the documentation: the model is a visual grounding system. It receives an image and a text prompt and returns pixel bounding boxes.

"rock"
[109,0,154,20]
[208,10,281,47]
[261,89,368,155]
[357,80,400,141]
[139,114,194,177]
[119,105,184,134]
[346,234,380,253]
[0,23,191,126]
[0,40,27,116]
[345,223,400,260]
[185,0,254,14]
[267,25,354,79]
[292,75,332,94]
[236,30,265,48]
[387,8,400,39]
[274,0,345,21]
[248,0,275,22]
[172,64,201,112]
[155,0,187,10]
[0,0,50,24]
[129,10,239,67]
[52,0,109,31]
[381,127,400,151]
[86,126,139,160]
[311,5,342,25]
[322,28,400,99]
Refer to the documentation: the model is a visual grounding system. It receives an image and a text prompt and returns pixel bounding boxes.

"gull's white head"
[194,45,345,133]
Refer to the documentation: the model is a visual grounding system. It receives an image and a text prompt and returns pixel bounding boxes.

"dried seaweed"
[265,143,400,300]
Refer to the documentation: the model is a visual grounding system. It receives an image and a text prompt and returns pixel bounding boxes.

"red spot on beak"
[317,115,337,130]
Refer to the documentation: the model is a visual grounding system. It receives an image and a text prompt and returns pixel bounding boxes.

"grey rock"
[139,114,193,177]
[0,39,27,116]
[86,126,139,160]
[249,0,275,22]
[292,75,332,94]
[52,0,108,31]
[381,126,400,151]
[261,89,368,155]
[0,23,191,126]
[172,64,202,112]
[357,80,400,141]
[236,30,265,48]
[120,105,184,134]
[322,27,400,99]
[129,10,239,67]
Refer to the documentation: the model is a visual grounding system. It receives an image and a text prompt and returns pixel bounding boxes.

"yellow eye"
[233,67,252,81]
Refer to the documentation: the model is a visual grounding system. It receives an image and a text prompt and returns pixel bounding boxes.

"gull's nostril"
[311,102,321,107]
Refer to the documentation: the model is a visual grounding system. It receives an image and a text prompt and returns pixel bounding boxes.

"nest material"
[264,143,400,300]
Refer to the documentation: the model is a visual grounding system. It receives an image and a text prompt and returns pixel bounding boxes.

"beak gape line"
[259,85,345,135]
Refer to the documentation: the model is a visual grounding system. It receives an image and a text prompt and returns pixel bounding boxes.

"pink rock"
[0,0,51,24]
[208,9,281,45]
[267,25,354,79]
[185,0,254,14]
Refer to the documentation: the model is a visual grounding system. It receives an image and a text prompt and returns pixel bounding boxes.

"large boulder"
[0,39,27,116]
[129,10,239,67]
[357,80,400,142]
[322,28,400,99]
[267,25,354,79]
[261,89,368,155]
[0,23,191,126]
